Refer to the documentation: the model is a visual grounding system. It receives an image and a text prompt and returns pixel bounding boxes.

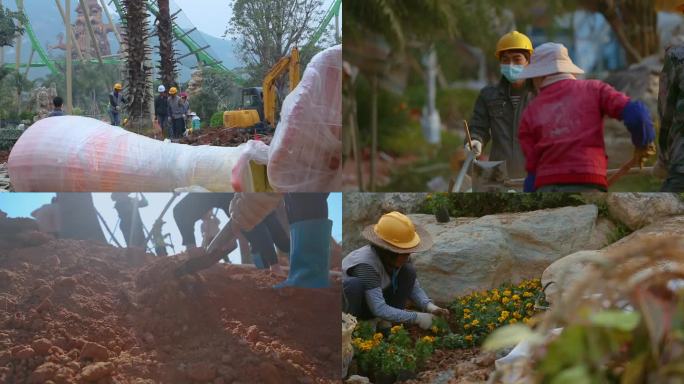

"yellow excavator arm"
[263,47,300,127]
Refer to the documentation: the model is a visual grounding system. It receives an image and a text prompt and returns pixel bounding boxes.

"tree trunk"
[595,0,659,64]
[122,0,152,130]
[157,0,176,88]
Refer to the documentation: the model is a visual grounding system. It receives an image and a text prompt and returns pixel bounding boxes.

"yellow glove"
[228,193,284,232]
[634,143,657,169]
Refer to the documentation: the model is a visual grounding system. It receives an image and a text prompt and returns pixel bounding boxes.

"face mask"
[500,64,525,82]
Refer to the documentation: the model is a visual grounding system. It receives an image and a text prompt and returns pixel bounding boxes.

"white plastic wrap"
[8,116,243,192]
[231,139,270,192]
[268,44,342,192]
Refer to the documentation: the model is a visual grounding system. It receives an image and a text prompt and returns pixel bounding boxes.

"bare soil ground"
[0,216,340,383]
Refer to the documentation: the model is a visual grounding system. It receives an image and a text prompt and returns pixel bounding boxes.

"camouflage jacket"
[469,78,535,178]
[658,45,684,174]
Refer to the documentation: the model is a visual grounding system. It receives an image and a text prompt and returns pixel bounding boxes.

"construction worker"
[191,193,332,288]
[150,219,171,257]
[167,87,185,139]
[467,31,535,179]
[55,193,107,243]
[181,92,191,134]
[342,212,449,331]
[48,97,65,117]
[109,83,126,126]
[31,196,60,237]
[517,43,656,192]
[173,193,289,272]
[657,4,684,192]
[154,85,170,138]
[111,193,148,248]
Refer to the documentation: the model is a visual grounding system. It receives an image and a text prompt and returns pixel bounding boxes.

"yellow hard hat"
[169,87,178,95]
[373,212,420,249]
[495,31,534,59]
[114,83,122,90]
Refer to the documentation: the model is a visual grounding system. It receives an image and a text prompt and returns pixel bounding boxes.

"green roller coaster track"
[4,0,341,85]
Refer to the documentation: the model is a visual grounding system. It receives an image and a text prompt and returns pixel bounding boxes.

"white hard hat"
[158,85,166,93]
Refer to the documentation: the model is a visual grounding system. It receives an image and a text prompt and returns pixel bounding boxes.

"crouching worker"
[342,212,449,331]
[517,43,656,192]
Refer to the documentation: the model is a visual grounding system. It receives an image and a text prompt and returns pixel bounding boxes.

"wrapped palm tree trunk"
[122,0,152,131]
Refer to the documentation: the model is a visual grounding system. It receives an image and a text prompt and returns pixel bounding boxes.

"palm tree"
[157,0,176,88]
[122,0,152,129]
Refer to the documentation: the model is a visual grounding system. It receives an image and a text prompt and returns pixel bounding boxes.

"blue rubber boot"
[252,252,266,269]
[274,218,332,289]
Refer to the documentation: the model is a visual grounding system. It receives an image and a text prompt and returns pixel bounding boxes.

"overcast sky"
[0,193,342,264]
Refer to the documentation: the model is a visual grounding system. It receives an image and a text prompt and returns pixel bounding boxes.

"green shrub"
[417,193,586,217]
[210,111,224,128]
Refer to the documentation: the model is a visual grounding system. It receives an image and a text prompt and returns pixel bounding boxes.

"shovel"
[451,121,509,192]
[174,222,238,277]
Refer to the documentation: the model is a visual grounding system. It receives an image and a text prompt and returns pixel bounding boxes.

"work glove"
[622,100,656,147]
[229,193,284,232]
[426,303,450,318]
[463,140,483,157]
[414,312,435,330]
[634,143,657,169]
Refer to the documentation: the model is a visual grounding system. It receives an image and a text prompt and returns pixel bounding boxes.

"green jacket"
[658,45,684,174]
[468,78,535,178]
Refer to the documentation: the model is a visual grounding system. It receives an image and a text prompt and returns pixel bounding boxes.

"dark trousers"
[172,118,185,138]
[284,193,329,223]
[156,114,169,137]
[155,246,167,257]
[661,172,684,192]
[343,264,417,320]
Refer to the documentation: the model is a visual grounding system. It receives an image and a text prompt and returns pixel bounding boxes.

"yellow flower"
[500,311,510,319]
[464,335,474,342]
[421,336,435,343]
[497,317,505,323]
[373,333,383,341]
[353,337,363,347]
[431,325,439,333]
[464,324,471,330]
[391,325,403,334]
[513,311,522,319]
[487,323,496,331]
[502,297,511,304]
[503,290,512,297]
[525,303,533,309]
[359,341,374,351]
[523,291,534,298]
[471,319,480,326]
[492,293,501,301]
[512,294,521,301]
[463,313,472,320]
[509,319,518,324]
[463,308,471,314]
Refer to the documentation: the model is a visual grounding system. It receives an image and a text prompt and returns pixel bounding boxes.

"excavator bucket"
[223,110,261,129]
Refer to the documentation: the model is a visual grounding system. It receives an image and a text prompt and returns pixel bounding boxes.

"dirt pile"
[405,348,494,384]
[0,216,340,383]
[179,128,273,147]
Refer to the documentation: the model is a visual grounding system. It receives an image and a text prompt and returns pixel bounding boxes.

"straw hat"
[362,211,434,254]
[518,43,585,80]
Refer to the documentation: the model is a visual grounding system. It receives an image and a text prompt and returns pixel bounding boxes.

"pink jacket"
[518,79,629,189]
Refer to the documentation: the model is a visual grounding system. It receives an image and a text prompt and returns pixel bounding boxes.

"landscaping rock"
[343,193,428,253]
[80,341,109,362]
[607,193,684,230]
[542,215,684,303]
[28,362,60,383]
[411,205,599,303]
[31,338,52,355]
[346,375,370,384]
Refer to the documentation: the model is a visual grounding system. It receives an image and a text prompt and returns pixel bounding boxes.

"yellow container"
[223,109,260,129]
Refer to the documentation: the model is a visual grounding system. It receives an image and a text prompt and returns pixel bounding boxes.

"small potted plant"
[427,193,451,223]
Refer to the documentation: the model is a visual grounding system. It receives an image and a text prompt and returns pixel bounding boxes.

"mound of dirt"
[0,216,340,383]
[405,348,494,384]
[179,128,273,147]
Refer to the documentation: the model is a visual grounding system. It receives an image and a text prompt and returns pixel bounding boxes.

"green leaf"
[621,352,648,384]
[482,324,541,352]
[549,365,593,384]
[589,310,641,332]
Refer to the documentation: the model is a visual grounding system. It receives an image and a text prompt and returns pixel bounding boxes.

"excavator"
[223,47,301,132]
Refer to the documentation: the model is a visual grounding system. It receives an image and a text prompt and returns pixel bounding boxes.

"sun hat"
[518,42,585,80]
[361,211,434,254]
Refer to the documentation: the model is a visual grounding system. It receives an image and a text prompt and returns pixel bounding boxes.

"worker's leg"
[173,193,234,248]
[661,172,684,192]
[342,277,374,320]
[113,112,121,127]
[263,211,289,253]
[536,184,606,193]
[382,263,416,311]
[242,221,278,269]
[155,246,167,257]
[275,193,331,288]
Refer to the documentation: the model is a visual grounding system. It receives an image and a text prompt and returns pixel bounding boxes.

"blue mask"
[500,64,525,82]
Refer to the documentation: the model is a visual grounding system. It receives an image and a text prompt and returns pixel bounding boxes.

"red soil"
[0,217,340,383]
[179,128,272,147]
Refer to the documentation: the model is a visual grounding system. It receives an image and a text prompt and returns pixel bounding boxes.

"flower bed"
[348,279,546,383]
